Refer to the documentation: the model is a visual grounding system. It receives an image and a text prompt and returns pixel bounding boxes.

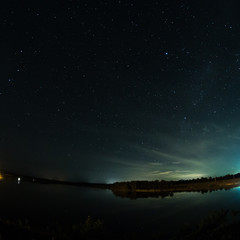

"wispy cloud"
[149,162,164,166]
[96,122,240,181]
[152,171,173,175]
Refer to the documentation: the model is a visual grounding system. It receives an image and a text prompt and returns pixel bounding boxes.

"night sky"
[1,1,240,183]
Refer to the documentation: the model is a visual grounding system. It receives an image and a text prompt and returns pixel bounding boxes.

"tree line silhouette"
[110,173,240,193]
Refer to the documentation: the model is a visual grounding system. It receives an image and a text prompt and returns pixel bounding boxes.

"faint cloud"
[149,162,164,166]
[152,171,173,175]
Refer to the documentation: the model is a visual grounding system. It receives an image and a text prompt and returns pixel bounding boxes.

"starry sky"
[1,0,240,183]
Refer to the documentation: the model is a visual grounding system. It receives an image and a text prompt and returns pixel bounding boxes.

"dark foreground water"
[1,178,240,237]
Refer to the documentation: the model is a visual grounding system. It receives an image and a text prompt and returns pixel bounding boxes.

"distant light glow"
[0,173,3,180]
[18,177,21,184]
[106,178,119,184]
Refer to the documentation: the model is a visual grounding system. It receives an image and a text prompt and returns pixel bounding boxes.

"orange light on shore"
[0,173,3,180]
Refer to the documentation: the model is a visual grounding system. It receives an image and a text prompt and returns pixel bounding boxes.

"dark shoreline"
[110,173,240,198]
[2,171,240,199]
[1,171,110,189]
[111,178,240,199]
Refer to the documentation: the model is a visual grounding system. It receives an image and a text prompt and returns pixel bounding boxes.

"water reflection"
[111,188,233,199]
[1,178,240,239]
[112,190,174,199]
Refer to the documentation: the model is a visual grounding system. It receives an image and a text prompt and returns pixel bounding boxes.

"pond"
[1,178,240,238]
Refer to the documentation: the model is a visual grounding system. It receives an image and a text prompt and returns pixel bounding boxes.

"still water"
[1,178,240,235]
